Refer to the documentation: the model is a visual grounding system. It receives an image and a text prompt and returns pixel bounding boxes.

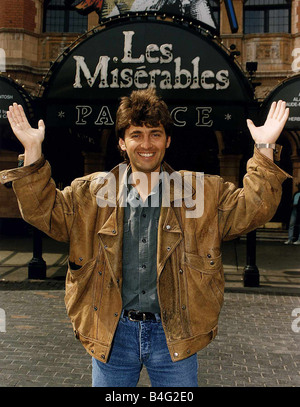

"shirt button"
[142,290,146,294]
[142,213,146,218]
[166,225,171,230]
[210,260,214,265]
[174,352,179,357]
[142,264,146,269]
[112,230,116,234]
[2,175,7,180]
[142,238,146,243]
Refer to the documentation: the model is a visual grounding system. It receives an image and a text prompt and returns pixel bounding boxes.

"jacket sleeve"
[218,147,292,241]
[0,156,74,242]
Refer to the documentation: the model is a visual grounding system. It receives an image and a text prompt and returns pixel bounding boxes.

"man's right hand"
[7,103,45,166]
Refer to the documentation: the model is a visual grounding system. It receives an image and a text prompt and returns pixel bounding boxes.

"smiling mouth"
[138,152,155,157]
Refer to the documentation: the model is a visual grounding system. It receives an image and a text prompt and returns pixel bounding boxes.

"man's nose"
[140,136,152,149]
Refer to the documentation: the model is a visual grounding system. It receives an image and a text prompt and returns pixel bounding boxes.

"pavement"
[0,230,299,388]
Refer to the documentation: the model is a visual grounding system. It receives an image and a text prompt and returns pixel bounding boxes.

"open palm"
[247,100,289,144]
[7,103,45,150]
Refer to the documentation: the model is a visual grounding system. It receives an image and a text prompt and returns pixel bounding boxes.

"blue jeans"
[92,312,198,387]
[288,207,300,241]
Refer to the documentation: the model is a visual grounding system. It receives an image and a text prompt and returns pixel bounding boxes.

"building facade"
[0,0,299,228]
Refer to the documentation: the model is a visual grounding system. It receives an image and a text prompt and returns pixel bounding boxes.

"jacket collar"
[90,161,196,206]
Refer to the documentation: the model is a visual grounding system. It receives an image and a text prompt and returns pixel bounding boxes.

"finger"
[277,101,287,121]
[280,107,289,125]
[8,104,18,125]
[273,100,283,120]
[38,119,45,130]
[7,108,19,130]
[17,104,29,124]
[246,119,255,133]
[10,103,23,126]
[15,103,30,128]
[266,101,276,120]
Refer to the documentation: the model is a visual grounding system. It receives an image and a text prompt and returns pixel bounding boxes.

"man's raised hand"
[246,100,289,145]
[7,103,45,166]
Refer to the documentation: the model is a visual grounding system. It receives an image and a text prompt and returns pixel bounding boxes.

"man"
[1,89,290,387]
[284,183,300,245]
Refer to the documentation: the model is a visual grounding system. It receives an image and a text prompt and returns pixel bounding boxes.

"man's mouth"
[138,152,155,157]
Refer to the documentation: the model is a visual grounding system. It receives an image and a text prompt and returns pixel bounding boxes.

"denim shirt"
[122,175,162,313]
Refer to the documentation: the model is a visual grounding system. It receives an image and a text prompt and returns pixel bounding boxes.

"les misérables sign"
[42,19,254,129]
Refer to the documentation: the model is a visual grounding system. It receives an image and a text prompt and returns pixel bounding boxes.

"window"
[244,0,291,34]
[43,0,88,33]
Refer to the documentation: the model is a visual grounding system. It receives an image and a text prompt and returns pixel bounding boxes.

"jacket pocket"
[185,252,222,274]
[69,259,84,272]
[65,257,98,314]
[183,252,224,334]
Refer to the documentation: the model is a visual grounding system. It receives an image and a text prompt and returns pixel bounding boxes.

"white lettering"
[196,107,213,127]
[160,70,172,89]
[291,48,300,72]
[146,43,159,63]
[171,107,187,127]
[0,308,6,332]
[73,55,110,88]
[134,67,148,89]
[174,57,191,89]
[160,44,173,63]
[190,57,201,89]
[76,105,92,125]
[0,48,6,72]
[121,31,145,63]
[72,31,231,92]
[216,70,230,90]
[149,69,161,88]
[94,106,114,125]
[201,70,214,89]
[292,308,300,333]
[120,68,133,88]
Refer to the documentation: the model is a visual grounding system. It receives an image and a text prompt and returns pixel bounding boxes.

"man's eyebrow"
[149,128,164,133]
[128,128,164,135]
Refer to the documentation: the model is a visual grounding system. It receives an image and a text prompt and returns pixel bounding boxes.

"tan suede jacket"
[0,148,290,363]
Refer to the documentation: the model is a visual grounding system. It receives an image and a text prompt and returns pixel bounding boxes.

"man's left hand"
[246,100,289,144]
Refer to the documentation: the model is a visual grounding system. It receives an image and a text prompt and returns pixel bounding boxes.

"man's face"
[119,123,171,173]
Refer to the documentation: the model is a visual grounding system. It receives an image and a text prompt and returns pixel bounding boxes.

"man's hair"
[115,88,173,159]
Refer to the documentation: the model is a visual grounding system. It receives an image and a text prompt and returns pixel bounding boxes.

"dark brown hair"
[115,88,173,159]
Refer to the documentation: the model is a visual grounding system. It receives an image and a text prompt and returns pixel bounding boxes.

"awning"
[0,75,33,125]
[40,15,256,131]
[261,74,300,130]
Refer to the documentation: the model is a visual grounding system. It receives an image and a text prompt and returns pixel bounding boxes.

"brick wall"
[0,0,36,32]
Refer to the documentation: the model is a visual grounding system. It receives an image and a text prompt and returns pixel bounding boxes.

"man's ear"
[166,136,171,149]
[119,138,126,151]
